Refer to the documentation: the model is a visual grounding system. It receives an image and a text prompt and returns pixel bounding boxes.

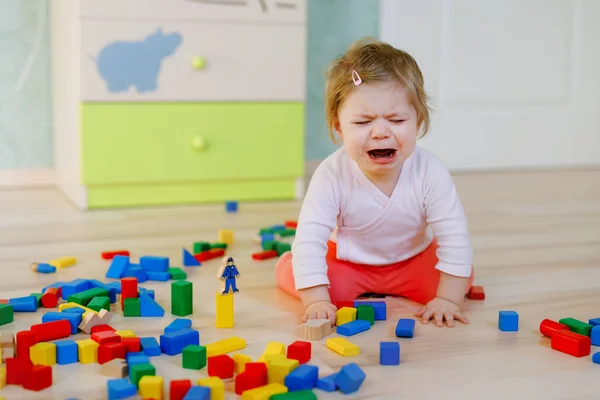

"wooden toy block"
[8,295,38,312]
[593,352,600,364]
[92,330,121,345]
[79,311,103,334]
[107,378,137,399]
[241,382,288,400]
[41,287,60,308]
[115,329,136,338]
[198,376,225,400]
[22,364,52,392]
[208,354,235,379]
[54,340,78,365]
[301,319,331,341]
[0,366,5,390]
[194,241,211,253]
[326,337,360,356]
[270,391,317,400]
[91,324,115,334]
[206,336,247,357]
[468,285,485,300]
[140,292,165,317]
[210,242,228,250]
[195,248,225,262]
[87,296,110,312]
[89,280,118,303]
[251,250,279,260]
[147,271,171,281]
[139,375,164,400]
[380,342,400,365]
[287,341,311,364]
[98,342,127,364]
[356,305,375,325]
[283,364,318,391]
[218,229,234,244]
[16,329,36,359]
[140,255,169,272]
[559,317,592,336]
[5,357,27,385]
[235,363,268,395]
[225,201,238,213]
[60,302,98,318]
[183,248,201,266]
[101,250,130,260]
[77,338,99,364]
[106,255,130,279]
[30,342,56,366]
[278,228,296,237]
[170,379,192,400]
[171,280,193,316]
[122,337,141,353]
[42,311,81,334]
[551,329,591,357]
[259,342,286,362]
[337,319,371,336]
[124,298,141,317]
[275,242,291,256]
[335,300,354,309]
[0,331,13,348]
[591,326,600,346]
[317,372,338,392]
[589,318,600,326]
[539,319,569,337]
[129,362,156,386]
[160,328,200,355]
[68,287,109,307]
[395,318,416,338]
[31,319,71,342]
[265,356,299,385]
[183,344,207,370]
[49,256,77,269]
[284,220,298,228]
[353,300,386,320]
[216,291,234,328]
[335,362,366,394]
[261,239,278,251]
[498,311,519,331]
[169,267,188,280]
[1,346,14,363]
[31,262,56,273]
[165,318,193,334]
[184,387,210,399]
[126,351,146,364]
[101,359,128,378]
[120,277,138,310]
[336,307,357,326]
[30,293,43,307]
[233,353,252,373]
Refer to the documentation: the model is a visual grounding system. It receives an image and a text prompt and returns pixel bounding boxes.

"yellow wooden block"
[218,229,234,244]
[0,366,6,390]
[205,336,246,357]
[336,307,357,326]
[139,375,164,400]
[265,356,298,385]
[258,341,286,362]
[215,291,234,328]
[115,330,136,338]
[30,342,56,366]
[241,383,288,400]
[48,256,77,269]
[198,376,224,400]
[77,339,99,364]
[326,337,360,356]
[233,353,252,373]
[59,302,99,319]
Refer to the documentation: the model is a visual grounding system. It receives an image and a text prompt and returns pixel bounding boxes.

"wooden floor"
[0,168,599,400]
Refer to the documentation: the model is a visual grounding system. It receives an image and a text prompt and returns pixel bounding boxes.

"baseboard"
[0,168,56,188]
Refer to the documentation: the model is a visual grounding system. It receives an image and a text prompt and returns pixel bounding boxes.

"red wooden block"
[551,329,591,357]
[91,324,115,334]
[235,363,268,395]
[284,220,298,228]
[0,299,8,304]
[195,248,225,262]
[170,379,192,400]
[102,250,130,260]
[539,319,570,338]
[31,319,71,342]
[287,340,311,364]
[121,337,141,353]
[16,330,36,361]
[245,362,268,375]
[335,301,354,309]
[22,364,52,391]
[5,357,30,385]
[208,354,235,379]
[92,330,121,345]
[468,285,485,300]
[120,277,138,310]
[251,250,278,261]
[41,287,60,308]
[98,342,127,364]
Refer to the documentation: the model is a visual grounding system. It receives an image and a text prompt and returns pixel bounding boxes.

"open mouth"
[367,148,397,160]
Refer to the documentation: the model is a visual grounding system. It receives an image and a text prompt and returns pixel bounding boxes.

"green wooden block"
[124,298,141,317]
[169,267,187,280]
[171,280,193,316]
[275,242,291,256]
[210,242,228,250]
[259,228,274,235]
[87,296,110,312]
[559,318,592,336]
[271,390,317,400]
[193,241,211,253]
[356,305,375,326]
[67,287,109,306]
[129,362,155,386]
[0,304,14,326]
[262,240,279,251]
[29,293,42,307]
[278,228,296,237]
[182,344,206,370]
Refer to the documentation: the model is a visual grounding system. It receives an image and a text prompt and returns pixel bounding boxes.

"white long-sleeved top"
[291,146,473,290]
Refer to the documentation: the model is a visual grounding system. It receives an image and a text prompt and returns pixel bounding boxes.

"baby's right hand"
[302,301,338,327]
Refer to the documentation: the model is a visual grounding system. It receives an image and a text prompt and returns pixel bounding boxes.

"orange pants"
[275,240,474,305]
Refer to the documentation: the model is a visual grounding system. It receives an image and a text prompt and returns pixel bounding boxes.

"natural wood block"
[301,319,331,341]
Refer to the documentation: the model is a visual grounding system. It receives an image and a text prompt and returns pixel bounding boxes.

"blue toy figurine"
[219,257,240,294]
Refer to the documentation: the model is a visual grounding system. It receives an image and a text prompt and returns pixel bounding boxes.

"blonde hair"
[325,37,431,143]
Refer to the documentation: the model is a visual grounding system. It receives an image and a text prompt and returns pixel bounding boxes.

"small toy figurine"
[217,256,240,294]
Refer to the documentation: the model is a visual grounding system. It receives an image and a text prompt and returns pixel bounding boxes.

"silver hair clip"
[352,70,362,86]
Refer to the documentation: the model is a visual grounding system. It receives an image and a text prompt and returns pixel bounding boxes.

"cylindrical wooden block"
[540,318,569,337]
[42,287,60,308]
[120,278,138,310]
[16,330,36,361]
[31,319,71,342]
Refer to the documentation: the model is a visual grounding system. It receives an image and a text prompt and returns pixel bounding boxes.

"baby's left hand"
[414,297,469,328]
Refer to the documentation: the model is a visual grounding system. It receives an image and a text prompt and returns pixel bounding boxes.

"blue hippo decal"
[95,28,182,93]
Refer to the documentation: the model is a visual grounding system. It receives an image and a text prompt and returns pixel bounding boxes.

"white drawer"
[80,20,306,102]
[80,0,306,24]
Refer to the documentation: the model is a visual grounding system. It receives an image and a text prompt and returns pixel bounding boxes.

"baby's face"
[336,80,418,181]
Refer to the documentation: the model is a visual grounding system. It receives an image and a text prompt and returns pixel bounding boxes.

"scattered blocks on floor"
[197,376,225,400]
[380,342,400,365]
[326,337,360,356]
[170,379,192,400]
[336,307,357,326]
[284,364,318,391]
[287,341,311,364]
[335,362,366,394]
[206,336,247,357]
[559,317,592,336]
[395,318,415,338]
[551,329,591,357]
[160,328,200,356]
[353,300,386,320]
[498,311,519,332]
[107,378,137,400]
[183,344,207,370]
[336,319,371,337]
[165,318,192,334]
[139,375,164,400]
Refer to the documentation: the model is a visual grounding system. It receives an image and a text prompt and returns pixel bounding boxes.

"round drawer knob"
[192,136,207,151]
[192,56,206,70]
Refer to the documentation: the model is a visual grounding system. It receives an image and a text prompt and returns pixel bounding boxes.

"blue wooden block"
[589,318,600,326]
[353,300,386,320]
[8,296,38,312]
[284,364,319,391]
[123,266,148,283]
[270,224,286,231]
[165,318,192,334]
[146,271,171,281]
[89,280,117,303]
[42,281,66,292]
[128,355,150,365]
[107,378,137,400]
[183,386,210,400]
[183,248,201,267]
[593,352,600,364]
[140,337,161,357]
[55,340,78,364]
[44,311,82,334]
[261,233,276,243]
[139,288,155,299]
[336,319,371,336]
[591,326,600,346]
[140,293,164,317]
[498,311,519,331]
[106,281,122,294]
[62,307,85,316]
[395,318,415,338]
[35,263,56,273]
[61,279,91,300]
[335,363,366,394]
[126,352,145,363]
[225,201,238,213]
[106,255,129,279]
[140,256,170,272]
[380,342,400,365]
[160,328,200,355]
[316,373,338,392]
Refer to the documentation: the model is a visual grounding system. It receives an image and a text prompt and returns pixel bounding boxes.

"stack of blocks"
[105,254,186,283]
[252,222,296,260]
[121,278,165,318]
[182,240,229,266]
